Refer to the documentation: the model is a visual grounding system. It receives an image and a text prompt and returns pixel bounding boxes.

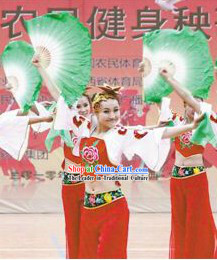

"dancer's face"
[76,96,91,117]
[96,99,120,130]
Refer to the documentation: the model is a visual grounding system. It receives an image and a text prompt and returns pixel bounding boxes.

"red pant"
[62,183,85,259]
[79,197,129,259]
[170,173,217,259]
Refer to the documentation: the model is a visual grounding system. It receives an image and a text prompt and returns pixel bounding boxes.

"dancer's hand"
[193,113,205,129]
[30,104,39,116]
[0,81,13,91]
[5,83,13,90]
[157,121,170,127]
[32,55,42,68]
[159,68,173,81]
[44,115,54,123]
[138,62,145,73]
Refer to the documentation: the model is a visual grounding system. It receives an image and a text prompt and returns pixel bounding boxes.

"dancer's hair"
[82,93,91,105]
[92,85,121,113]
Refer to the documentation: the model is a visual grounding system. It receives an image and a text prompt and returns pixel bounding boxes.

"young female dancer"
[159,68,217,259]
[61,94,94,259]
[69,86,204,259]
[32,56,97,259]
[34,56,204,258]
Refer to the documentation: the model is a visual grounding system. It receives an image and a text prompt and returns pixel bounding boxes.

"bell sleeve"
[123,127,170,171]
[0,110,30,160]
[30,101,53,133]
[104,126,170,172]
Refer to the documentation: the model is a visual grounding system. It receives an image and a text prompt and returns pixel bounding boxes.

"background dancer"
[159,68,217,259]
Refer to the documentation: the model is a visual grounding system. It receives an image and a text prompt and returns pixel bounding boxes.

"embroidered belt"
[62,172,83,185]
[172,165,205,178]
[84,188,124,208]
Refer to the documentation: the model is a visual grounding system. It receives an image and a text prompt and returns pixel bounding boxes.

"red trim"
[134,130,148,139]
[73,116,85,128]
[210,114,217,123]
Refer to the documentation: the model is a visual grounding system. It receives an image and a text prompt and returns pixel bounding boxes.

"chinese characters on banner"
[0,5,214,40]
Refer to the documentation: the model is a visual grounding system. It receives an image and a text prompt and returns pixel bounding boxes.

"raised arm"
[126,122,168,132]
[160,68,201,114]
[28,115,53,125]
[32,56,60,101]
[17,109,53,125]
[162,113,204,139]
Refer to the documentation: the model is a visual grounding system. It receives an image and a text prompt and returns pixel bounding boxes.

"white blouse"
[0,110,30,160]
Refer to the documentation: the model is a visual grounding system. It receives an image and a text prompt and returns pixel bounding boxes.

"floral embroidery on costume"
[80,140,100,168]
[81,146,99,164]
[172,165,205,178]
[179,131,193,149]
[84,188,124,208]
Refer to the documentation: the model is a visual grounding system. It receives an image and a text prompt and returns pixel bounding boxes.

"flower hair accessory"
[92,84,122,112]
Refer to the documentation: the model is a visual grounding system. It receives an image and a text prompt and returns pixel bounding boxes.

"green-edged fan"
[1,41,42,112]
[24,12,92,105]
[191,113,217,148]
[142,27,214,103]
